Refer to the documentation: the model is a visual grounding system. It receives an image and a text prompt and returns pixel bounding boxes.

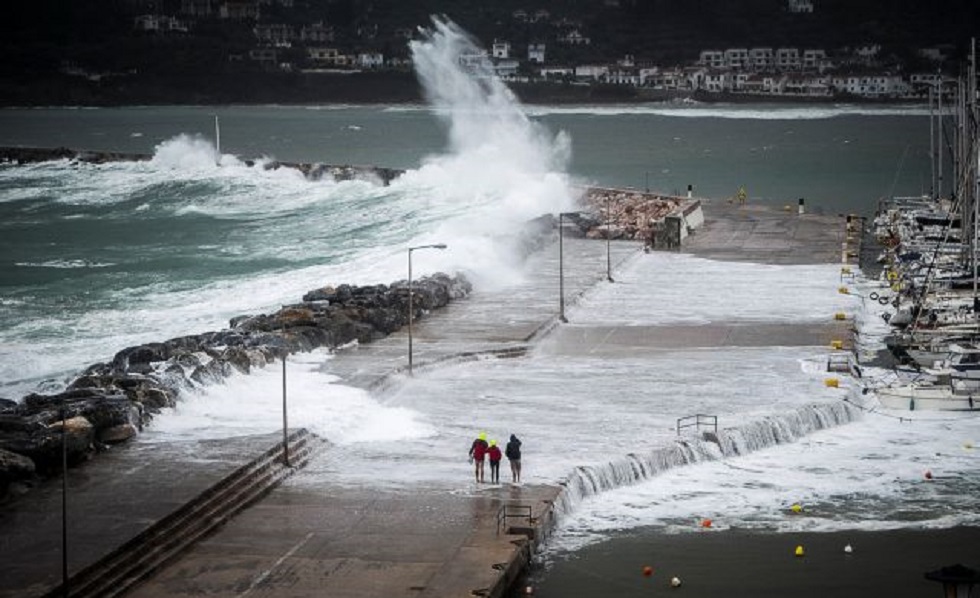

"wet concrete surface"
[0,200,855,597]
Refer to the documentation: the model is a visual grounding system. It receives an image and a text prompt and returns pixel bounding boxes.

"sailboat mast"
[939,76,944,199]
[930,85,937,198]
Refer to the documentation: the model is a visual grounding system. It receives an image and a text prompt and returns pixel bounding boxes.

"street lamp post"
[280,311,289,467]
[61,406,69,597]
[605,195,614,283]
[559,213,572,323]
[408,243,447,375]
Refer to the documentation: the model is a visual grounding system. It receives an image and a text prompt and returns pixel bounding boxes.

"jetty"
[0,197,857,598]
[0,146,404,185]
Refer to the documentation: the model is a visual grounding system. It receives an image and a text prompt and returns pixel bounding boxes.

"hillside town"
[5,0,974,105]
[121,0,963,101]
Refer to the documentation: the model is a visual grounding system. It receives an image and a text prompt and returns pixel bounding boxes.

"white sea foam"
[523,104,931,119]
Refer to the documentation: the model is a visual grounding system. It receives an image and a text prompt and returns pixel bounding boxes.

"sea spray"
[401,17,579,289]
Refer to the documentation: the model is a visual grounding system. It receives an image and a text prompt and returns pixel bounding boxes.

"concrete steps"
[42,428,324,598]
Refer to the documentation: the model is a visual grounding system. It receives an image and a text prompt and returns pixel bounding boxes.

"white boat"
[875,380,980,411]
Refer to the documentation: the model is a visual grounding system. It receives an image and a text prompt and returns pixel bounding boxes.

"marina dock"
[0,199,857,598]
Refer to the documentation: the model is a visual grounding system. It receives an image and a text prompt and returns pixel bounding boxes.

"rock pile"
[0,272,471,497]
[583,188,683,241]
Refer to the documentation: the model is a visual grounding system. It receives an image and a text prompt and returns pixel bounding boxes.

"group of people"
[468,432,521,484]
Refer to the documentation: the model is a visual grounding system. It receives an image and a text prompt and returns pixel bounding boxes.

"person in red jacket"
[468,432,488,483]
[487,439,503,484]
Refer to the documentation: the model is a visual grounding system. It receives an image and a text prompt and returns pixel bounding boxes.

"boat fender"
[870,291,880,301]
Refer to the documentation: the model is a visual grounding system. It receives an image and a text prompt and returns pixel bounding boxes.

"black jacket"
[505,435,521,460]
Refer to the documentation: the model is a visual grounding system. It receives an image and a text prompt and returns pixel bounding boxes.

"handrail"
[676,413,718,436]
[496,504,533,536]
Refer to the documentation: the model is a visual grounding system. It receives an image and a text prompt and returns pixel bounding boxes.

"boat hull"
[875,385,980,411]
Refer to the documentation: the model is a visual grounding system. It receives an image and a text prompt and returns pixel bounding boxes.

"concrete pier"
[0,200,855,597]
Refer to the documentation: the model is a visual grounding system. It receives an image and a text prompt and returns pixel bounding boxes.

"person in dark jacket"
[469,432,488,483]
[487,439,502,484]
[505,434,522,483]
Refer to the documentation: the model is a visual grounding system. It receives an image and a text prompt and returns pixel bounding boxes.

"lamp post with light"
[605,195,614,283]
[559,213,574,323]
[408,243,447,375]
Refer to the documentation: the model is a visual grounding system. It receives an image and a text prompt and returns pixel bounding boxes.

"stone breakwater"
[0,273,471,497]
[0,146,404,185]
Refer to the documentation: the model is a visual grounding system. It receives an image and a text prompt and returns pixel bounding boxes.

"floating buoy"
[670,576,682,588]
[525,585,534,595]
[825,378,840,388]
[834,312,847,321]
[844,544,853,554]
[924,470,933,480]
[838,287,850,295]
[700,518,713,528]
[642,565,654,577]
[795,545,805,557]
[831,340,844,350]
[790,503,803,514]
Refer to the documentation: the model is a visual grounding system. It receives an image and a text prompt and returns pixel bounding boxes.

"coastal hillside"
[1,0,977,105]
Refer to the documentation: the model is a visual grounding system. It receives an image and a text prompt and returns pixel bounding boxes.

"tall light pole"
[280,310,289,467]
[61,406,69,597]
[408,243,447,375]
[559,213,573,323]
[605,195,614,283]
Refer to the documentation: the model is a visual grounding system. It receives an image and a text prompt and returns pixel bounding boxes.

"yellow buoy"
[837,286,850,295]
[790,503,803,513]
[795,545,805,557]
[834,312,847,320]
[824,378,840,388]
[830,340,844,350]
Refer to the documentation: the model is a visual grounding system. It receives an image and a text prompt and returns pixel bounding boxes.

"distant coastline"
[0,71,919,108]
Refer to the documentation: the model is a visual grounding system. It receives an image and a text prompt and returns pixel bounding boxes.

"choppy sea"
[0,17,974,598]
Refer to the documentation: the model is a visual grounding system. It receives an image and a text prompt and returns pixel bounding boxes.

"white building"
[776,48,801,70]
[725,48,749,69]
[703,70,730,92]
[300,22,334,43]
[528,43,546,64]
[575,65,609,81]
[357,52,384,69]
[134,14,188,32]
[494,59,520,78]
[788,0,814,13]
[802,49,828,71]
[492,41,511,59]
[699,50,726,69]
[539,67,574,80]
[749,48,774,70]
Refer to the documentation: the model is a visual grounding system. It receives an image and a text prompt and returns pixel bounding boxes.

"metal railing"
[676,414,718,436]
[496,504,533,536]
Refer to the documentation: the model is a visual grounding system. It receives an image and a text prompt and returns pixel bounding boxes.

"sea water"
[1,15,976,592]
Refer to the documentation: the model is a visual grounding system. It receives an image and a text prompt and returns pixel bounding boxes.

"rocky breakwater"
[0,273,471,498]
